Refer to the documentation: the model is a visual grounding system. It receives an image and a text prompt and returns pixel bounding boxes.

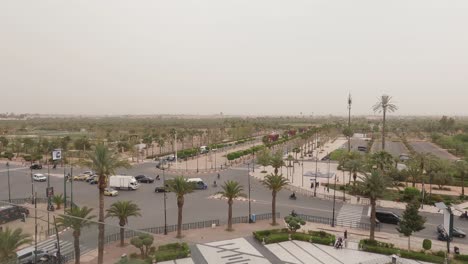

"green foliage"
[402,187,421,202]
[284,215,306,233]
[359,239,394,248]
[265,233,289,244]
[397,200,426,237]
[52,194,64,210]
[0,227,32,260]
[257,148,271,168]
[115,257,148,264]
[2,151,14,160]
[330,149,347,161]
[130,234,154,259]
[455,254,468,261]
[399,251,444,263]
[422,239,432,251]
[153,243,190,262]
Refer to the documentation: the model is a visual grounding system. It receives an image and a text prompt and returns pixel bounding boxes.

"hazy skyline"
[1,1,467,116]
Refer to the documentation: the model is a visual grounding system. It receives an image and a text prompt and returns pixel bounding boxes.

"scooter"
[289,194,297,200]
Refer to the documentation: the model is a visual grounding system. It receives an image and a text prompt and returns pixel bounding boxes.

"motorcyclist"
[290,192,296,199]
[217,173,220,179]
[213,180,217,187]
[155,175,160,180]
[462,211,468,218]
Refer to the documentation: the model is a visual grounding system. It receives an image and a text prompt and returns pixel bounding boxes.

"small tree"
[284,215,305,233]
[130,234,154,259]
[257,148,271,173]
[397,200,426,250]
[433,171,453,190]
[52,194,64,210]
[422,239,432,251]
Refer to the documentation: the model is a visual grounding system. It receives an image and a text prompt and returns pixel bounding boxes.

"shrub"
[290,232,310,242]
[129,253,139,259]
[455,254,468,261]
[422,239,432,251]
[400,251,444,263]
[153,242,190,262]
[433,250,446,258]
[359,239,394,249]
[402,187,420,202]
[265,233,289,244]
[3,151,14,160]
[310,236,334,246]
[362,245,398,255]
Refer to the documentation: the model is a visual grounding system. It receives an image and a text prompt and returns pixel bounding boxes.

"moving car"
[0,205,29,224]
[135,175,154,183]
[73,174,88,181]
[88,175,98,184]
[375,211,400,225]
[104,188,118,196]
[30,163,43,170]
[155,186,169,193]
[16,247,51,264]
[187,178,208,190]
[32,174,47,182]
[437,224,466,238]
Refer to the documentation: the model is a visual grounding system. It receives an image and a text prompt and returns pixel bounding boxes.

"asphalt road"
[371,140,409,158]
[1,162,468,248]
[409,141,458,161]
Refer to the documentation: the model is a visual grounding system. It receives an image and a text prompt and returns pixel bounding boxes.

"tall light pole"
[161,158,168,235]
[301,153,304,187]
[30,168,34,204]
[327,154,330,193]
[348,93,352,152]
[248,163,252,223]
[331,172,337,227]
[314,133,318,197]
[7,162,11,203]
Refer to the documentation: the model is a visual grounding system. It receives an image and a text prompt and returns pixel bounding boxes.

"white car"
[83,171,95,175]
[104,188,118,196]
[33,174,47,182]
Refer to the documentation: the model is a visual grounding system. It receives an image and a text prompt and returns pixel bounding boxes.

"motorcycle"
[460,214,468,220]
[289,194,297,200]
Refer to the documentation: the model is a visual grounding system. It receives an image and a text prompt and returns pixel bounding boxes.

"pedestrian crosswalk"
[336,204,364,228]
[35,239,86,261]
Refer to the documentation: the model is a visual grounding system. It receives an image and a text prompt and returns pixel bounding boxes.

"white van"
[200,146,208,154]
[187,178,208,190]
[17,246,50,264]
[109,175,140,190]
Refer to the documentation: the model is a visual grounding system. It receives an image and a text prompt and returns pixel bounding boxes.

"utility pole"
[327,154,330,193]
[30,168,34,204]
[175,131,178,170]
[47,161,50,232]
[53,215,62,262]
[314,132,318,197]
[248,163,252,223]
[348,93,352,152]
[7,162,11,203]
[34,192,38,264]
[70,165,74,209]
[332,173,337,227]
[162,158,167,235]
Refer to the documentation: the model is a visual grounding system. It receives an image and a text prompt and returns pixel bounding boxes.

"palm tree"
[372,95,398,150]
[220,181,245,231]
[56,206,95,264]
[359,171,388,241]
[270,151,285,176]
[156,135,165,155]
[52,194,64,210]
[345,158,363,185]
[81,144,130,264]
[166,176,194,238]
[106,201,141,247]
[261,174,289,225]
[370,151,394,172]
[455,160,468,197]
[0,227,32,261]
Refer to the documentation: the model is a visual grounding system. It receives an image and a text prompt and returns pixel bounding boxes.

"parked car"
[73,174,88,181]
[0,205,29,224]
[32,174,47,182]
[104,188,118,197]
[166,155,176,161]
[155,186,169,193]
[135,175,154,183]
[85,174,96,182]
[30,163,43,170]
[88,175,98,184]
[16,247,51,264]
[437,224,466,238]
[375,211,400,225]
[83,170,95,175]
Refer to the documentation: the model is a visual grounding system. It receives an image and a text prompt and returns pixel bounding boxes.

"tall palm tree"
[261,174,289,225]
[156,135,165,155]
[270,151,285,176]
[455,160,468,197]
[359,171,388,241]
[106,201,141,247]
[370,151,394,172]
[345,158,363,185]
[166,176,194,238]
[56,206,95,264]
[0,227,32,261]
[220,181,245,231]
[372,95,398,151]
[81,144,130,264]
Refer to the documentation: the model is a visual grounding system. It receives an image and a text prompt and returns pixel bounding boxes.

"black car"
[155,186,169,193]
[30,163,43,170]
[135,175,154,183]
[89,175,98,185]
[437,224,466,238]
[375,211,401,225]
[438,232,453,241]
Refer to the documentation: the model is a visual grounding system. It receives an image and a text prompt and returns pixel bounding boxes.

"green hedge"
[363,245,398,255]
[359,239,394,249]
[152,242,190,262]
[265,233,289,244]
[400,251,444,263]
[455,254,468,261]
[227,145,265,161]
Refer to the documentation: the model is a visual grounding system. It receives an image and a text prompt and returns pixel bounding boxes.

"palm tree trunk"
[73,232,80,264]
[120,225,125,247]
[272,191,277,225]
[177,197,184,238]
[382,109,386,151]
[98,187,105,264]
[227,199,233,231]
[370,199,376,241]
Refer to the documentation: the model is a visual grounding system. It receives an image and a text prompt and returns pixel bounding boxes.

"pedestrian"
[310,182,313,189]
[344,230,348,248]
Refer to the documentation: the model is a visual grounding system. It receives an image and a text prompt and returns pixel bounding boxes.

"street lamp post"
[248,163,252,223]
[327,155,330,193]
[331,172,337,227]
[7,162,11,203]
[314,138,318,197]
[161,158,168,235]
[30,168,34,204]
[342,170,346,201]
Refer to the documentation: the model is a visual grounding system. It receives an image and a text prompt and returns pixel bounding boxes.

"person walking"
[344,230,348,248]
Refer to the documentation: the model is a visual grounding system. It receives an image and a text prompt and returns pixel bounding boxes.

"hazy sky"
[1,1,467,116]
